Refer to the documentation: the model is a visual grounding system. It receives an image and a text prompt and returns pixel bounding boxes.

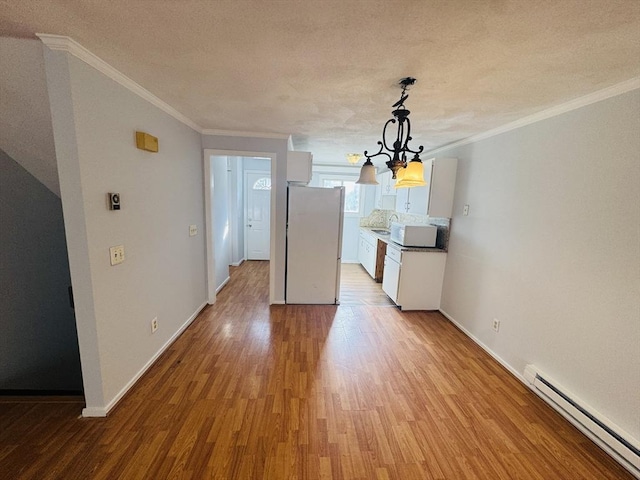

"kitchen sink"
[371,229,390,235]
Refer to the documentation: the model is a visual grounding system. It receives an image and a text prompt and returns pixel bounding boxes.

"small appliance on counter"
[389,222,437,247]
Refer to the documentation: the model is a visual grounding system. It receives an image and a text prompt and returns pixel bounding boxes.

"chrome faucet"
[387,213,399,229]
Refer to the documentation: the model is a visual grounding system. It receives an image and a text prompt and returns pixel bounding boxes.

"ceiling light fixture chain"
[357,77,427,187]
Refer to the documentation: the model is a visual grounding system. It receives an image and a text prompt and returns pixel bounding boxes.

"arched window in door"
[253,177,271,190]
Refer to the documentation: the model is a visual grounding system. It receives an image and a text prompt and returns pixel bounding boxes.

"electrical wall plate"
[108,192,121,210]
[109,245,125,265]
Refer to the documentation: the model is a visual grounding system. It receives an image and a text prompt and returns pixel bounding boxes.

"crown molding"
[36,34,202,133]
[427,77,640,155]
[201,128,290,140]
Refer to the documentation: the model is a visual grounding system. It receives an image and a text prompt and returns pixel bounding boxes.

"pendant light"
[355,158,378,185]
[395,156,426,188]
[358,77,426,186]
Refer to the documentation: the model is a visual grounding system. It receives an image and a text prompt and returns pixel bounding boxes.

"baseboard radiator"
[524,365,639,478]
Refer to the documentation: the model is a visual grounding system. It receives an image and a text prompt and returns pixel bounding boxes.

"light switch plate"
[189,225,198,236]
[109,245,125,265]
[463,204,470,216]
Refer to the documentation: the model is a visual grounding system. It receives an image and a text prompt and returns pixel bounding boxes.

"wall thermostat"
[108,192,121,210]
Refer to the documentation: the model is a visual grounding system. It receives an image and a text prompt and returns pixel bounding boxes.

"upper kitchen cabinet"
[395,157,458,217]
[375,170,397,209]
[379,170,397,196]
[287,151,313,184]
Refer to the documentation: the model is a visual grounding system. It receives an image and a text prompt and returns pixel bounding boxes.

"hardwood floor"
[0,261,631,479]
[339,263,395,307]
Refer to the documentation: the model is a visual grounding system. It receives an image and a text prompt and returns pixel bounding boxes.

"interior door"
[246,171,271,260]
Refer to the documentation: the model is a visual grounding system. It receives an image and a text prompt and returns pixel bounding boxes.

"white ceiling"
[1,1,639,165]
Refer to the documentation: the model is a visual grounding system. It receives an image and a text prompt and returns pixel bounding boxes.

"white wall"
[211,155,230,290]
[229,157,244,265]
[438,89,640,440]
[43,46,207,414]
[243,156,271,171]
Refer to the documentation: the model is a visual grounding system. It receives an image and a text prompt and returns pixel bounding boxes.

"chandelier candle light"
[356,77,426,188]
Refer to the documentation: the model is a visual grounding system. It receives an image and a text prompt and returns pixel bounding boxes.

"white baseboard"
[438,308,639,476]
[216,276,230,294]
[82,301,208,418]
[231,258,245,267]
[81,406,107,417]
[439,308,525,383]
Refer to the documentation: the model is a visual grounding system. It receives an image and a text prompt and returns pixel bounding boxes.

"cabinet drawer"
[386,245,402,263]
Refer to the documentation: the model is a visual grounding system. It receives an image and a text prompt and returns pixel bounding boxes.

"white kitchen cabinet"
[358,229,377,279]
[375,171,397,209]
[287,151,313,183]
[395,185,428,215]
[395,157,458,217]
[382,243,447,310]
[382,246,401,303]
[379,171,397,196]
[358,229,378,278]
[395,187,408,213]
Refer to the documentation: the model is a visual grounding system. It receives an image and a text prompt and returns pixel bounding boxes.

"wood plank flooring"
[339,263,395,307]
[0,260,632,479]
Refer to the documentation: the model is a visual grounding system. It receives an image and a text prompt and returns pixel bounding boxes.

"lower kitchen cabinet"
[359,229,386,282]
[382,244,447,310]
[382,249,401,302]
[358,230,377,279]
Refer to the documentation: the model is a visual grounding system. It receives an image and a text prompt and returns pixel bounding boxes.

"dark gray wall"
[0,148,82,391]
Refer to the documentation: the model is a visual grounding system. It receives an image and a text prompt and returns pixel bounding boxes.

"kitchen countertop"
[361,227,447,252]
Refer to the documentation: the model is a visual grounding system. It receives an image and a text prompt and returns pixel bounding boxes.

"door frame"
[244,169,272,260]
[204,149,276,305]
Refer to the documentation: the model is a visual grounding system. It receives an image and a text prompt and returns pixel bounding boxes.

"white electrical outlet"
[463,204,470,216]
[151,317,158,333]
[492,318,500,332]
[109,245,125,265]
[189,224,198,236]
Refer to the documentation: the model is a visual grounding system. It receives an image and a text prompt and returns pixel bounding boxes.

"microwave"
[389,222,437,247]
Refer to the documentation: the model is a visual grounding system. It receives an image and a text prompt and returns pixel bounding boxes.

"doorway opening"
[204,150,274,306]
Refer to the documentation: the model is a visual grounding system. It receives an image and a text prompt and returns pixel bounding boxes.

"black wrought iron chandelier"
[356,77,426,187]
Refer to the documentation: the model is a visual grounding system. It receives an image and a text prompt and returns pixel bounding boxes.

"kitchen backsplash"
[360,209,451,250]
[360,209,449,227]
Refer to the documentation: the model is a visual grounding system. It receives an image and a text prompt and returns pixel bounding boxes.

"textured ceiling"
[1,0,639,165]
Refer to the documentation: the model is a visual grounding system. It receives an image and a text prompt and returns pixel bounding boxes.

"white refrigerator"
[286,185,345,304]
